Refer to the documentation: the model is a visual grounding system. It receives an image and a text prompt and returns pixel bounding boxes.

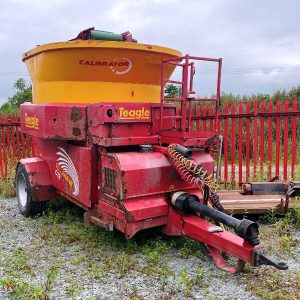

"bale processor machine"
[16,28,289,273]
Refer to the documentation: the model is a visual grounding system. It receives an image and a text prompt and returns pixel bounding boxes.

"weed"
[177,268,206,297]
[114,252,136,278]
[259,209,279,224]
[141,237,169,265]
[128,286,144,300]
[260,225,297,257]
[246,268,300,300]
[178,238,206,260]
[283,208,300,229]
[0,277,35,300]
[4,247,35,276]
[258,208,299,255]
[0,266,58,300]
[140,237,172,276]
[194,268,205,286]
[178,269,193,296]
[65,281,81,298]
[87,262,105,279]
[71,255,84,266]
[41,267,59,298]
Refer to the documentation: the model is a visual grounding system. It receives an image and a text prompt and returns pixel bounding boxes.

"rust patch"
[71,107,83,122]
[72,127,81,136]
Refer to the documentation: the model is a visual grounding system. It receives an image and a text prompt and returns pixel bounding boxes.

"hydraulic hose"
[167,143,224,211]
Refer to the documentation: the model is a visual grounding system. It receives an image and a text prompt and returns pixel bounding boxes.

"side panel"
[100,150,214,200]
[35,138,92,207]
[87,103,157,146]
[20,102,86,140]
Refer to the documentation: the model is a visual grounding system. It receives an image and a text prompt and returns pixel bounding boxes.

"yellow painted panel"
[23,40,181,104]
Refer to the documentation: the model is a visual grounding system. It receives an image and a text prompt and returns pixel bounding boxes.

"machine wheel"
[16,164,47,217]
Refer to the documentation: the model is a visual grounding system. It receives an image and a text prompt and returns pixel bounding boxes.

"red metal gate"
[0,114,34,178]
[194,99,299,185]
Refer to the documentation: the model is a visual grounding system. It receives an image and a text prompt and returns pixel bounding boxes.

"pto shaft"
[169,192,260,246]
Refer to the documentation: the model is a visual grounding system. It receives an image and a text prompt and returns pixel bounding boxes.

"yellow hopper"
[23,36,181,104]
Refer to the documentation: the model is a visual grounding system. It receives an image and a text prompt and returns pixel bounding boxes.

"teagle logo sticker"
[119,107,150,120]
[79,57,132,75]
[55,147,79,196]
[24,112,39,129]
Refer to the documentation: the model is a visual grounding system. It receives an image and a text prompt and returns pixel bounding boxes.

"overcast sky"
[0,0,299,104]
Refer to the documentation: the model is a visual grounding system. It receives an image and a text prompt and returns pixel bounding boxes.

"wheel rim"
[17,174,28,207]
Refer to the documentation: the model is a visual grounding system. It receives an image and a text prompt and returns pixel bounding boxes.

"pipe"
[215,135,223,183]
[175,144,192,157]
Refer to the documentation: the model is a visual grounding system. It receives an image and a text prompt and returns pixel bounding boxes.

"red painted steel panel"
[152,105,176,133]
[20,103,87,141]
[159,130,215,147]
[34,138,92,207]
[88,103,177,146]
[106,151,214,200]
[182,215,259,263]
[123,195,169,221]
[20,157,57,201]
[98,200,126,221]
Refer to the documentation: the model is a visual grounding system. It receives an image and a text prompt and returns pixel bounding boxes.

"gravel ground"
[0,197,299,300]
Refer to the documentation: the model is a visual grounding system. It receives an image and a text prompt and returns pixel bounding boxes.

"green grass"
[243,208,300,300]
[0,158,16,198]
[246,268,300,300]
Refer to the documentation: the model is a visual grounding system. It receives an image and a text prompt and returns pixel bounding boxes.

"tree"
[0,78,32,114]
[296,86,300,98]
[165,84,181,98]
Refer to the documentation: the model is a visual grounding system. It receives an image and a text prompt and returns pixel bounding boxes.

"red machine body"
[18,54,287,272]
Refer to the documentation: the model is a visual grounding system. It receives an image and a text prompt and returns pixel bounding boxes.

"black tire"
[15,163,47,217]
